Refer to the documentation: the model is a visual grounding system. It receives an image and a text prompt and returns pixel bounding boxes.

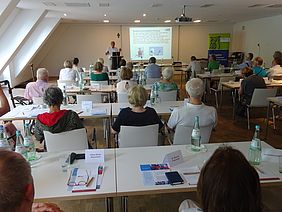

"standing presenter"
[105,41,121,59]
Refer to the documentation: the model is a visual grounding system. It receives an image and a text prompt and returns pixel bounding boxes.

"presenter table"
[32,149,116,212]
[115,141,282,211]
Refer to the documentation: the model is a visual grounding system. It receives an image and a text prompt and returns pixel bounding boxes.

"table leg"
[180,70,183,89]
[220,83,223,109]
[232,89,236,120]
[265,101,271,141]
[106,197,113,212]
[121,196,128,212]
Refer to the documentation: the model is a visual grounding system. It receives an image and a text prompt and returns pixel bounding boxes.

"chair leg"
[272,106,276,130]
[215,91,218,108]
[247,107,250,130]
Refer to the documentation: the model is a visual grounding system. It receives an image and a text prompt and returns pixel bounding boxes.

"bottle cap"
[16,130,21,136]
[255,125,260,130]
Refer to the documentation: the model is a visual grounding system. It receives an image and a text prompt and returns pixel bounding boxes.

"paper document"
[140,163,170,186]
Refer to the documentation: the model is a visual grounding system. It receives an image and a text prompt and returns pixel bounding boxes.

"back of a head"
[248,52,254,60]
[120,67,133,80]
[162,67,174,81]
[191,56,197,61]
[149,57,156,64]
[254,57,263,66]
[64,60,73,68]
[73,57,79,66]
[128,85,147,107]
[120,59,127,67]
[197,146,261,212]
[0,151,32,211]
[273,51,282,60]
[97,58,104,65]
[242,67,253,77]
[94,62,103,72]
[126,62,134,71]
[44,86,63,107]
[185,78,204,99]
[36,68,49,80]
[275,57,282,66]
[210,54,216,61]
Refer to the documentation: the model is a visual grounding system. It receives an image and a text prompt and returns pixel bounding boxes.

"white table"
[0,103,111,121]
[115,141,282,211]
[111,101,184,117]
[32,149,116,211]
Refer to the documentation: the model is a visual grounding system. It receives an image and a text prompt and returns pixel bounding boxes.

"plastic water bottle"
[0,125,11,151]
[62,85,68,105]
[23,123,36,161]
[79,72,84,90]
[150,84,156,106]
[191,116,201,152]
[15,130,27,159]
[248,125,262,165]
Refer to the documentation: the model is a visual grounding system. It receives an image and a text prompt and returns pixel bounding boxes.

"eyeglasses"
[67,169,91,186]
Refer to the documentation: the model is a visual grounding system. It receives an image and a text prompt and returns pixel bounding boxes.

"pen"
[254,166,265,174]
[86,177,93,187]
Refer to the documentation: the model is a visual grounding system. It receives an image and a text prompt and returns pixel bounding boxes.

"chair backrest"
[158,90,177,101]
[173,124,213,145]
[76,94,103,104]
[146,78,160,85]
[119,124,159,148]
[90,80,109,87]
[57,80,75,88]
[44,128,88,152]
[249,88,277,107]
[32,97,44,105]
[117,92,128,103]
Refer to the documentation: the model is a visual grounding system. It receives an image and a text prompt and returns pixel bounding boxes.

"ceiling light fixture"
[103,20,110,23]
[63,13,67,17]
[134,20,141,23]
[164,20,171,23]
[104,14,107,17]
[143,13,146,17]
[193,19,202,23]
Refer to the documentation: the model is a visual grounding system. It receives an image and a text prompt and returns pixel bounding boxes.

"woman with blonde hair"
[90,62,109,82]
[59,60,78,81]
[111,85,163,133]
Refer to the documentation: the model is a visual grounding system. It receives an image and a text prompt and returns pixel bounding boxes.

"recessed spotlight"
[104,14,107,17]
[193,19,202,23]
[164,20,171,23]
[143,13,146,17]
[63,13,67,17]
[103,20,110,23]
[134,20,141,23]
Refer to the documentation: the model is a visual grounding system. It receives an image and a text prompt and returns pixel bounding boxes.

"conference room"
[1,0,282,211]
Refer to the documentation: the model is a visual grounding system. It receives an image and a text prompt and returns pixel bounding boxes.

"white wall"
[34,23,233,77]
[232,14,282,68]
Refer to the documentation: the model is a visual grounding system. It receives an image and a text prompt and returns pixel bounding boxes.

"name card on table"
[85,149,104,163]
[81,101,92,113]
[163,150,184,167]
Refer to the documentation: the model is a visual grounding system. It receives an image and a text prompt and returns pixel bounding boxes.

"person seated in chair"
[153,67,178,92]
[207,54,219,72]
[144,57,161,79]
[0,150,61,212]
[252,57,268,77]
[167,78,217,132]
[111,85,163,134]
[59,60,78,81]
[179,146,262,212]
[24,68,49,101]
[236,52,254,69]
[116,67,137,93]
[34,87,84,143]
[186,56,202,79]
[90,62,109,82]
[269,57,282,78]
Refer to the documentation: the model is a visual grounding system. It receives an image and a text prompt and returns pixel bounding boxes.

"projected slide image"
[149,47,163,56]
[130,27,172,60]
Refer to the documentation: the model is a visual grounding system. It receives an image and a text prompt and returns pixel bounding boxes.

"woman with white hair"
[97,57,109,73]
[167,78,217,131]
[153,67,178,92]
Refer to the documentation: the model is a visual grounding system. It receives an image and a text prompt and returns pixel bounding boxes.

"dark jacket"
[34,110,84,142]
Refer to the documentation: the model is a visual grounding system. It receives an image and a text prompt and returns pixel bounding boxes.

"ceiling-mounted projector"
[175,5,192,22]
